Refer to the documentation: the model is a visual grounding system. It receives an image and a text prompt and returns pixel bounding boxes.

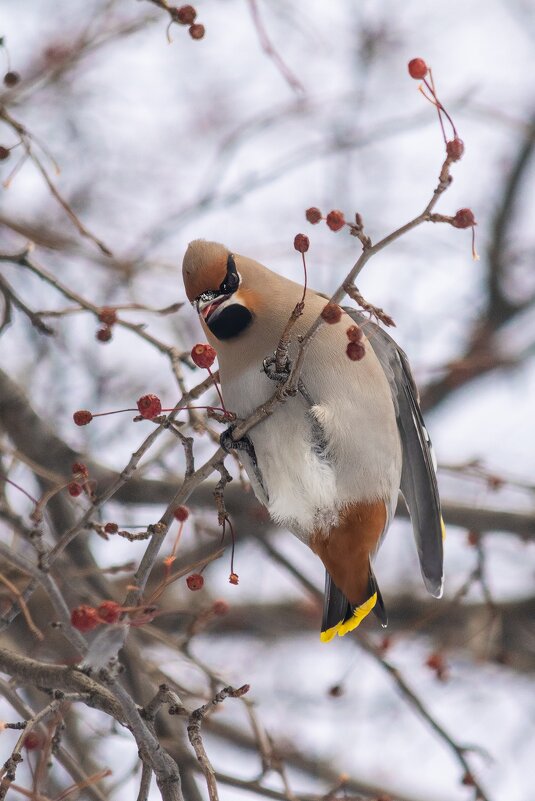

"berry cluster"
[67,462,94,499]
[345,324,365,361]
[96,306,118,343]
[169,5,205,40]
[407,57,465,169]
[71,600,122,631]
[306,207,347,233]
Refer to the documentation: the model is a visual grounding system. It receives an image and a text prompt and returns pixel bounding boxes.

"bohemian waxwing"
[182,240,444,641]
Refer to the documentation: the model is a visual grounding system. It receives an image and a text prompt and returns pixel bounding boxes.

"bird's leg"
[262,353,292,382]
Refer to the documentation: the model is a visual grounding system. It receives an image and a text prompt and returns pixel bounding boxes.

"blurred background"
[0,1,534,800]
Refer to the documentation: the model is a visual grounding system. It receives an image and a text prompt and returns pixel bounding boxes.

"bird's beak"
[195,294,229,323]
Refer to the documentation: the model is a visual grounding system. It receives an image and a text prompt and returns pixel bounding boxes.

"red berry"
[71,605,100,632]
[186,573,204,591]
[173,506,189,522]
[326,210,345,232]
[346,325,362,342]
[462,773,475,787]
[23,732,42,750]
[321,303,342,324]
[96,326,112,343]
[73,410,93,426]
[228,572,239,585]
[97,600,122,624]
[446,138,465,162]
[174,4,197,23]
[68,482,83,497]
[98,307,117,326]
[137,394,162,419]
[189,23,205,39]
[191,343,217,369]
[0,146,10,161]
[408,58,428,80]
[452,208,476,229]
[72,462,89,477]
[305,207,322,224]
[212,599,229,615]
[104,522,118,534]
[425,651,447,678]
[293,233,309,253]
[346,342,365,361]
[3,71,20,88]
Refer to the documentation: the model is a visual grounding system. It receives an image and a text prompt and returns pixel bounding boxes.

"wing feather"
[344,308,444,597]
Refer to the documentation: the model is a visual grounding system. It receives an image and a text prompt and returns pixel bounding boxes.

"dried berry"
[137,394,162,419]
[346,325,362,342]
[189,23,205,40]
[174,4,197,24]
[68,482,83,497]
[97,600,122,624]
[186,573,204,591]
[407,58,428,80]
[212,599,229,615]
[23,732,42,750]
[96,326,112,343]
[228,572,239,585]
[452,208,476,229]
[191,343,217,369]
[104,522,118,534]
[446,138,465,162]
[466,530,479,547]
[425,651,448,680]
[98,307,117,326]
[326,210,345,232]
[73,410,93,426]
[321,303,342,324]
[173,505,190,522]
[305,207,322,224]
[0,145,10,161]
[293,233,309,253]
[71,605,100,632]
[3,70,20,88]
[328,684,344,698]
[346,341,365,361]
[72,462,89,477]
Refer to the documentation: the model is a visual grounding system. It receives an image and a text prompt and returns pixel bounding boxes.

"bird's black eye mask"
[194,253,240,305]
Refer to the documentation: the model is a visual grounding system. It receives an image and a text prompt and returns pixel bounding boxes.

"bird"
[182,239,444,641]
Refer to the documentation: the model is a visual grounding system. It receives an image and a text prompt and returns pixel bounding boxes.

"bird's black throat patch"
[208,303,253,340]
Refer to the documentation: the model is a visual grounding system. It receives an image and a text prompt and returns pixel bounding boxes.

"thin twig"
[187,685,250,801]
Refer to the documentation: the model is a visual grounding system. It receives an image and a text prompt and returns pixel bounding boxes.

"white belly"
[220,336,402,538]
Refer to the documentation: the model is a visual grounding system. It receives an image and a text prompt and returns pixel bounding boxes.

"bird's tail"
[320,565,387,643]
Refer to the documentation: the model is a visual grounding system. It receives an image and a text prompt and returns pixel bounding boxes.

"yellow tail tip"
[441,515,446,541]
[320,592,377,643]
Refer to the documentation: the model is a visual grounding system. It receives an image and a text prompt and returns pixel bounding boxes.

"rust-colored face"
[182,240,254,340]
[182,240,230,302]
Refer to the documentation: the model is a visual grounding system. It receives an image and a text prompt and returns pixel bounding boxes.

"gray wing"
[344,308,444,598]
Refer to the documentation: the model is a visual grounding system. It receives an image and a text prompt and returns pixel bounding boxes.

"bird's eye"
[219,253,240,294]
[219,273,239,294]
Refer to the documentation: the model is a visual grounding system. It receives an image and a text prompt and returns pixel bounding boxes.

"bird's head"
[182,239,255,340]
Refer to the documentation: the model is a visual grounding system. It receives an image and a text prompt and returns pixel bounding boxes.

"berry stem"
[206,367,227,413]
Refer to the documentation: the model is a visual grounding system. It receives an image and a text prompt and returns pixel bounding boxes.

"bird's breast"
[219,328,402,539]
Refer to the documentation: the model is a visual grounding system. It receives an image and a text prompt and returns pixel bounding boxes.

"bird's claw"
[220,424,256,459]
[263,353,292,382]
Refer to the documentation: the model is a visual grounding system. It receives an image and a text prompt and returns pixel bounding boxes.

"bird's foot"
[263,353,292,382]
[220,424,256,460]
